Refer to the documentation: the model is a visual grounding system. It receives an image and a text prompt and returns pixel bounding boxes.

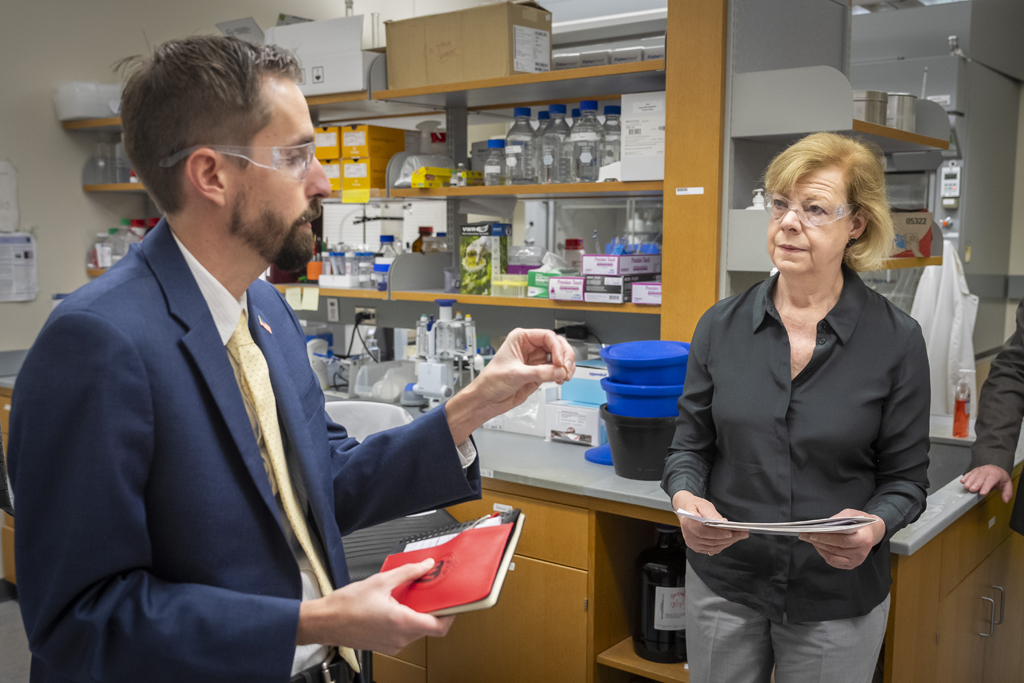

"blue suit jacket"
[9,220,481,683]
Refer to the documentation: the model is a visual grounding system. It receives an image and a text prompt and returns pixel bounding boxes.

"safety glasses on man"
[158,141,317,182]
[763,192,857,227]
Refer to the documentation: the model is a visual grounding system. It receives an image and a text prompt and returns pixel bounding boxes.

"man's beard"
[230,194,320,272]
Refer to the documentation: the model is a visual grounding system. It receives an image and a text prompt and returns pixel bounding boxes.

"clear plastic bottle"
[540,104,573,184]
[87,232,113,271]
[953,369,974,438]
[602,105,621,167]
[569,108,580,134]
[109,226,128,264]
[484,139,507,186]
[380,234,400,259]
[536,110,550,136]
[355,251,375,289]
[571,100,605,183]
[565,238,584,271]
[505,107,538,185]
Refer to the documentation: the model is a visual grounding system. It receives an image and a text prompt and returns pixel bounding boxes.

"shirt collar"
[752,265,867,344]
[170,230,247,346]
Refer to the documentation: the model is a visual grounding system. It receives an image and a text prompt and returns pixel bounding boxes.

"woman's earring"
[846,237,858,247]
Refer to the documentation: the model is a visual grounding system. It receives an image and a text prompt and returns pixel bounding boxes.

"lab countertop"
[0,375,15,390]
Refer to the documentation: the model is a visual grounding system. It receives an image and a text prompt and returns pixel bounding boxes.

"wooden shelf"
[375,60,666,110]
[596,637,689,683]
[392,181,664,200]
[62,117,122,132]
[304,91,369,107]
[83,183,147,193]
[391,289,661,314]
[850,120,948,152]
[273,284,388,299]
[880,256,942,270]
[86,268,106,278]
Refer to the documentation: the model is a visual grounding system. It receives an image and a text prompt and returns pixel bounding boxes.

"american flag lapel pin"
[258,315,272,334]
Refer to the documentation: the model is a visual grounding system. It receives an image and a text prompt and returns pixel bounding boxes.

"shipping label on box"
[582,253,662,276]
[632,282,662,305]
[584,273,660,304]
[315,126,340,160]
[546,400,606,446]
[891,212,933,258]
[385,1,552,90]
[340,124,406,160]
[460,222,510,296]
[342,158,387,191]
[322,159,341,191]
[621,91,666,182]
[548,276,585,301]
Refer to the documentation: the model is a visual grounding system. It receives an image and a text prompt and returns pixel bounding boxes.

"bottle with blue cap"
[603,105,622,167]
[569,108,580,133]
[504,107,538,185]
[571,100,605,182]
[484,139,507,187]
[540,104,572,184]
[535,110,550,137]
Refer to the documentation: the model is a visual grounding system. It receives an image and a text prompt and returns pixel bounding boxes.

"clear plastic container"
[602,105,621,166]
[569,108,580,133]
[109,226,128,264]
[380,234,400,259]
[571,100,605,183]
[540,104,573,184]
[484,139,507,186]
[422,234,448,253]
[505,107,538,185]
[373,262,390,291]
[87,232,113,270]
[535,110,550,137]
[565,238,585,271]
[355,251,375,288]
[491,274,529,298]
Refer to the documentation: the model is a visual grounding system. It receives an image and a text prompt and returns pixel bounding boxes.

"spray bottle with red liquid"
[953,369,974,438]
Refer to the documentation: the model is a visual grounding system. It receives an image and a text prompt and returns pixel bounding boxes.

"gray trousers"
[685,563,889,683]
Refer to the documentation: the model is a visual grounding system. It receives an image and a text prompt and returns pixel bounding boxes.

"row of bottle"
[484,100,621,186]
[317,229,451,289]
[87,218,157,271]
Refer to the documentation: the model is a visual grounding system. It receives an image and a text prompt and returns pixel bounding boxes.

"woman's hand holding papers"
[798,509,886,570]
[672,491,749,556]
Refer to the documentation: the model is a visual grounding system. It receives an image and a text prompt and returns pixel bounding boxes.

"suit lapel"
[141,221,283,527]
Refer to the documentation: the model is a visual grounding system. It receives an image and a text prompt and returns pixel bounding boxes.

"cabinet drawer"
[940,475,1020,598]
[372,653,426,683]
[391,637,425,667]
[446,491,588,570]
[1,524,14,585]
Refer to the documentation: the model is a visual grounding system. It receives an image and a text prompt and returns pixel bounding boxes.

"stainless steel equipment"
[886,93,917,133]
[412,299,478,407]
[853,90,888,125]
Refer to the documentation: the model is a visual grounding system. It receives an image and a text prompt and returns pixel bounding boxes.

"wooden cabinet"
[982,533,1024,683]
[936,552,994,683]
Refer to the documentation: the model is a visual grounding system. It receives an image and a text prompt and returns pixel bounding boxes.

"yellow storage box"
[314,126,340,160]
[340,125,406,160]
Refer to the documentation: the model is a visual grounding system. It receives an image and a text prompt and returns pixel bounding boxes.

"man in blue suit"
[9,36,575,683]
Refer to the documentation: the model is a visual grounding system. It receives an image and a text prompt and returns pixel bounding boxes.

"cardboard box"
[582,253,662,276]
[546,400,606,447]
[584,273,660,304]
[385,1,552,91]
[411,167,453,188]
[483,383,559,437]
[339,124,406,160]
[579,50,610,68]
[891,212,934,258]
[322,159,342,191]
[610,47,643,64]
[632,282,662,305]
[460,222,510,296]
[263,16,375,96]
[527,268,575,298]
[548,276,585,301]
[315,126,340,160]
[553,52,581,70]
[342,158,387,191]
[643,45,666,61]
[560,360,608,405]
[621,91,666,181]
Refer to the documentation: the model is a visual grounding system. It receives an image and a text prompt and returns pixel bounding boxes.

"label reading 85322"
[653,586,686,631]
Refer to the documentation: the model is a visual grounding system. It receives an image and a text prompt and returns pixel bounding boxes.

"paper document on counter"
[0,233,37,302]
[675,509,877,535]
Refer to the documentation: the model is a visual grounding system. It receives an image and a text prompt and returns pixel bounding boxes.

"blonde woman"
[663,133,930,683]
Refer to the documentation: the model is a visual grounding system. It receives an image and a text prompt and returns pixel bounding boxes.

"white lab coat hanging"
[910,239,979,415]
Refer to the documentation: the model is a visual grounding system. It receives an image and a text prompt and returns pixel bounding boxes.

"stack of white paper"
[675,510,877,536]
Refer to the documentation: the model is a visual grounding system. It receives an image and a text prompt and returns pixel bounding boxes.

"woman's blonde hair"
[763,132,893,272]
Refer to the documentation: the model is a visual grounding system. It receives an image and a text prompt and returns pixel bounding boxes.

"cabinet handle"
[992,585,1005,625]
[980,597,996,637]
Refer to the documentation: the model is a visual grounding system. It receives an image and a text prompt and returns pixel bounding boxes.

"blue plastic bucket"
[599,341,690,386]
[600,377,684,418]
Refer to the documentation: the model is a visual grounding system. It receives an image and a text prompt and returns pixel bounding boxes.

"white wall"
[0,0,495,352]
[1002,87,1024,341]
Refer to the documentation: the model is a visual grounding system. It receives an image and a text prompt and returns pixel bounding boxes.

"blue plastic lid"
[435,298,457,306]
[549,104,567,114]
[380,235,394,242]
[513,107,532,117]
[580,100,598,112]
[373,263,390,272]
[355,251,374,257]
[487,139,506,149]
[600,377,685,396]
[538,111,550,120]
[437,232,446,237]
[604,105,621,115]
[571,108,581,117]
[600,341,690,367]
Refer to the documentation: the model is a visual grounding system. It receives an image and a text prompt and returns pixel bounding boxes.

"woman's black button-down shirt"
[662,266,930,623]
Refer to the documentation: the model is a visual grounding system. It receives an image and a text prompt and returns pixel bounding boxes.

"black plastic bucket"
[600,404,678,481]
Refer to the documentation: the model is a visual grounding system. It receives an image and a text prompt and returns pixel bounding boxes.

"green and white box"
[460,222,509,296]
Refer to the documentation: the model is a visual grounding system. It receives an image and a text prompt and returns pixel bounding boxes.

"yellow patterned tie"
[226,311,359,673]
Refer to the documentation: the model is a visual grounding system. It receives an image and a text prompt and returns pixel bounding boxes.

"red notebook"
[380,509,525,616]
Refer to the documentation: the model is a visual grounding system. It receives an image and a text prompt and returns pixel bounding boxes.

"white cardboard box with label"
[621,91,666,181]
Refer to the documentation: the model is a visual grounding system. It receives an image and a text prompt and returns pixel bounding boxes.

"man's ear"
[182,149,229,208]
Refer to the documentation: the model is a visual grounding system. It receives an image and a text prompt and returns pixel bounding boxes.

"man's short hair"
[118,36,301,214]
